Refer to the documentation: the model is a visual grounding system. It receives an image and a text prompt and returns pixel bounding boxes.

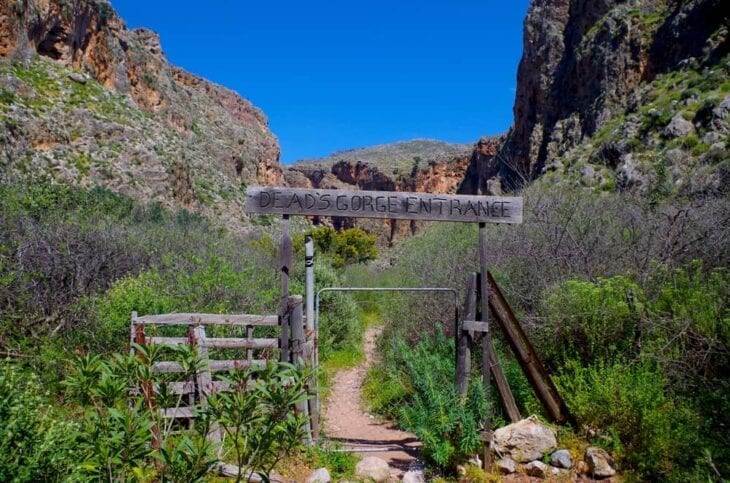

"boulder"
[664,113,695,138]
[585,447,616,478]
[355,456,391,482]
[496,457,517,474]
[305,468,331,483]
[492,416,557,463]
[524,461,551,478]
[401,470,425,483]
[550,449,573,469]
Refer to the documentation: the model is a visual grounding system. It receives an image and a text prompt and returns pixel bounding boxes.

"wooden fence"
[130,297,318,446]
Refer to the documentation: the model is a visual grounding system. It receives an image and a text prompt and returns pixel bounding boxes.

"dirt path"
[323,326,420,478]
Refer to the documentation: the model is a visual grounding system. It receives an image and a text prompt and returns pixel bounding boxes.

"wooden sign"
[246,186,523,224]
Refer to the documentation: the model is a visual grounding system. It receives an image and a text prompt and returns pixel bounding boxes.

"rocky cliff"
[285,140,476,244]
[0,0,281,227]
[489,0,728,195]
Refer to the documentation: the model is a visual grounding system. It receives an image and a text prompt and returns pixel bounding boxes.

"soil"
[323,326,421,478]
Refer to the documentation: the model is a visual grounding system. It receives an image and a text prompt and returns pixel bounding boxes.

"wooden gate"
[130,303,318,445]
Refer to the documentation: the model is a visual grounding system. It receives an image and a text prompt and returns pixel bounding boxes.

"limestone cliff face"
[0,0,281,227]
[285,140,472,244]
[498,0,728,190]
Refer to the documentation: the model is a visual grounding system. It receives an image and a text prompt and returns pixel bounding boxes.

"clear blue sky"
[110,1,530,163]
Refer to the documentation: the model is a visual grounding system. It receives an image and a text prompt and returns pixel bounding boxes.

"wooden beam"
[486,338,522,423]
[289,295,313,445]
[456,273,477,396]
[279,215,292,363]
[462,320,490,333]
[246,186,523,224]
[133,313,278,326]
[487,272,569,423]
[478,223,493,469]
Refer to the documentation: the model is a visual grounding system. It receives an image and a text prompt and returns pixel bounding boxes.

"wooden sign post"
[246,187,523,224]
[245,186,525,462]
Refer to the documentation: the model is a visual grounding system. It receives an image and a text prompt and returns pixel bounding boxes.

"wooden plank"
[148,337,278,349]
[456,273,477,396]
[462,320,489,333]
[160,406,195,419]
[167,381,196,394]
[133,313,278,326]
[289,295,313,445]
[206,337,278,350]
[478,223,492,469]
[246,186,523,224]
[487,272,569,423]
[191,325,222,443]
[168,380,230,395]
[487,338,522,423]
[279,215,292,363]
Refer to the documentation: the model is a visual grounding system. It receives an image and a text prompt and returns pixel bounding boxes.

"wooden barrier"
[131,304,318,447]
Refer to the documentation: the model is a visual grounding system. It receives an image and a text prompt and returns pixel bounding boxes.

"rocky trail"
[323,326,421,479]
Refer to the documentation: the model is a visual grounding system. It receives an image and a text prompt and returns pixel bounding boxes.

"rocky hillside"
[285,139,478,244]
[486,0,729,195]
[0,0,281,228]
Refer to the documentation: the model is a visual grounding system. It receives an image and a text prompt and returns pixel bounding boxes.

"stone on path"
[585,446,617,478]
[305,467,331,483]
[401,469,425,483]
[496,457,517,474]
[355,456,391,482]
[492,415,557,463]
[550,449,573,469]
[524,460,551,478]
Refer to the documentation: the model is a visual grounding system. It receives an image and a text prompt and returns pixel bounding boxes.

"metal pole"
[304,236,319,441]
[305,236,315,331]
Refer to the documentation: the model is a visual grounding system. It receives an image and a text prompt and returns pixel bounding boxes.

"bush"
[380,331,489,471]
[0,362,80,482]
[555,359,702,480]
[538,276,644,366]
[296,226,378,268]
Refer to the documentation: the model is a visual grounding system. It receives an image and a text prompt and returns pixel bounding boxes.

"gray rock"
[496,457,517,474]
[467,455,482,468]
[702,131,722,144]
[616,154,650,192]
[664,113,695,138]
[401,470,425,483]
[524,460,550,478]
[67,72,87,84]
[355,456,391,482]
[492,415,557,463]
[712,95,730,120]
[550,449,573,469]
[585,447,616,478]
[580,164,597,185]
[712,95,730,132]
[305,467,331,483]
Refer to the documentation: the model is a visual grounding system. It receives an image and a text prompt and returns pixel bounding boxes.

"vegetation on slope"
[0,180,370,480]
[358,180,729,480]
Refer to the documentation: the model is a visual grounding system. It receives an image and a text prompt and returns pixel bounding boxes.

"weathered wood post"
[289,295,313,445]
[487,273,568,423]
[279,215,292,363]
[304,236,320,441]
[456,272,478,396]
[478,222,493,469]
[190,324,221,443]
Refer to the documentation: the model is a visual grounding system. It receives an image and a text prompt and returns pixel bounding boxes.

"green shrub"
[296,226,378,268]
[538,276,644,366]
[555,359,702,480]
[0,362,80,482]
[386,331,489,471]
